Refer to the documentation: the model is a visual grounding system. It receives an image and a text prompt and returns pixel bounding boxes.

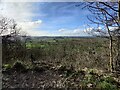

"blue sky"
[30,2,92,36]
[0,2,94,36]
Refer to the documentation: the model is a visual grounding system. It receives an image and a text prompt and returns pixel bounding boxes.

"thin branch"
[100,2,118,12]
[88,4,119,27]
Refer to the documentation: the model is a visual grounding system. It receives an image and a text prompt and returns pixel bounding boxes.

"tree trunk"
[115,0,120,73]
[116,36,120,71]
[0,36,2,90]
[109,36,114,72]
[118,1,120,66]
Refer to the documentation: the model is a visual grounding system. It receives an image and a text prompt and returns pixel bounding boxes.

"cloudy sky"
[0,1,96,36]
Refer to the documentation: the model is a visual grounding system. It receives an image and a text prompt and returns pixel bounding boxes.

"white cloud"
[0,2,33,21]
[1,0,87,2]
[0,2,48,36]
[18,20,42,29]
[73,29,81,33]
[58,29,66,32]
[84,27,93,33]
[17,20,50,36]
[25,29,50,36]
[57,26,119,36]
[58,28,89,36]
[84,27,110,36]
[109,26,119,31]
[2,0,115,2]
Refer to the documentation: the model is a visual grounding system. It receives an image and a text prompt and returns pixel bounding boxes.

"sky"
[0,2,97,36]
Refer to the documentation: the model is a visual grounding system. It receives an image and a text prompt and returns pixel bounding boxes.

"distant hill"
[31,36,109,39]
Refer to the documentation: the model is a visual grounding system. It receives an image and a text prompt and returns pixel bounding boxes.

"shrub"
[32,65,47,72]
[56,65,74,77]
[12,61,27,72]
[103,76,115,83]
[88,69,98,75]
[56,65,67,72]
[2,64,12,71]
[3,64,11,69]
[97,81,118,90]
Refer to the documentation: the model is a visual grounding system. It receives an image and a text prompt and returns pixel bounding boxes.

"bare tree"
[0,16,27,63]
[82,2,120,72]
[0,17,20,36]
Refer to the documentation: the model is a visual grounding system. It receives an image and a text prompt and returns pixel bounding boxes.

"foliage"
[32,65,47,72]
[3,37,110,71]
[3,37,120,89]
[56,65,74,77]
[12,60,27,72]
[97,81,118,90]
[103,76,115,83]
[2,64,12,70]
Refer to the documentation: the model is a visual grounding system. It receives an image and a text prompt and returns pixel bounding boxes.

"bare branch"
[100,2,118,12]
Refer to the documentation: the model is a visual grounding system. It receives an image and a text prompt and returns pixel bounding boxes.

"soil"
[2,69,65,89]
